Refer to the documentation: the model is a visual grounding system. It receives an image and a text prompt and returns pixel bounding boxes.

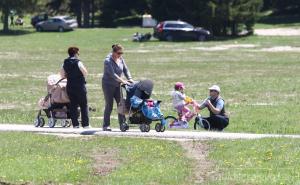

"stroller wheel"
[155,123,161,132]
[120,123,129,132]
[140,124,150,132]
[61,120,68,127]
[39,117,45,127]
[34,118,40,127]
[66,120,71,127]
[160,125,166,132]
[34,117,45,127]
[48,118,56,128]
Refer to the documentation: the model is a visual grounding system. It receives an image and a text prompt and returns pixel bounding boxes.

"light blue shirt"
[200,97,224,110]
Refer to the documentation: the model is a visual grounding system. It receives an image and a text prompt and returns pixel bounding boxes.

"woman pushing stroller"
[102,44,134,131]
[60,47,90,128]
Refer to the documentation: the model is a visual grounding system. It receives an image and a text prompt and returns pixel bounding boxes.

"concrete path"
[1,124,300,140]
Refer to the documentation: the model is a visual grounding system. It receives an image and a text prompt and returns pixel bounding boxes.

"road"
[1,124,300,140]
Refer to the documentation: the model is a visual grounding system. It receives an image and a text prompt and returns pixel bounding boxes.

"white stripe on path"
[1,124,300,140]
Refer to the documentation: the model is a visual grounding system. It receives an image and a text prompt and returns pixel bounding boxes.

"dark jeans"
[102,82,126,128]
[67,85,89,127]
[203,115,229,131]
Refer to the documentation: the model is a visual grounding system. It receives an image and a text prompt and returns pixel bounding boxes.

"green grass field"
[0,24,300,184]
[0,27,299,134]
[0,132,191,185]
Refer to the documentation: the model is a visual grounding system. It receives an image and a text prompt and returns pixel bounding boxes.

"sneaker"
[83,126,92,129]
[73,126,80,129]
[103,126,112,131]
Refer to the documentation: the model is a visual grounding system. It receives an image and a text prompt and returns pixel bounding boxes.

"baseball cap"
[209,85,221,93]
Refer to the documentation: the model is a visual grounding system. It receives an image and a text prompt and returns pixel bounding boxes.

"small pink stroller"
[34,74,72,128]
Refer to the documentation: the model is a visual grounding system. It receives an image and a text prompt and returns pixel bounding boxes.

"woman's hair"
[112,44,123,53]
[68,47,79,57]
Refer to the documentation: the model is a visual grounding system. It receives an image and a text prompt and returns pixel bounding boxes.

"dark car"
[153,20,211,41]
[31,13,48,27]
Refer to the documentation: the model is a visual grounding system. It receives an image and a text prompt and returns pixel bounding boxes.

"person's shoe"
[103,126,112,131]
[73,126,80,129]
[83,126,92,129]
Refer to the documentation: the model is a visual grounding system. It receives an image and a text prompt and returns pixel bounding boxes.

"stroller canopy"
[136,80,153,97]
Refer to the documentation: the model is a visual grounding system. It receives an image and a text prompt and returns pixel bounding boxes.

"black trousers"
[67,84,89,127]
[102,82,125,128]
[203,115,229,131]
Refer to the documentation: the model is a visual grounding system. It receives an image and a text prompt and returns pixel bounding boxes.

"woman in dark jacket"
[102,44,133,131]
[61,47,90,128]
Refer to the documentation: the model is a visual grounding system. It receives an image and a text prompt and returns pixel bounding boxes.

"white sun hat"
[209,85,221,93]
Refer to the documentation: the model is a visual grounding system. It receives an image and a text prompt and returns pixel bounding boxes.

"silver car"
[36,16,78,32]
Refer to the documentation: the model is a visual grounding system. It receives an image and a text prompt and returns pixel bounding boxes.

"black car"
[153,20,211,41]
[31,13,48,27]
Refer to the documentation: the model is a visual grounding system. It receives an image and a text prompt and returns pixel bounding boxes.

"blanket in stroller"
[130,95,163,120]
[38,74,70,109]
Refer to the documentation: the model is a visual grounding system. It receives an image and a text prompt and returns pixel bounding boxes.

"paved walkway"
[1,124,300,140]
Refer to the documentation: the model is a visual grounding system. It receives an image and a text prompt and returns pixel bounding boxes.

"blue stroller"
[119,80,166,132]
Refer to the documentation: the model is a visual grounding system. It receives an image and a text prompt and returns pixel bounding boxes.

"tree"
[0,0,37,32]
[99,0,151,27]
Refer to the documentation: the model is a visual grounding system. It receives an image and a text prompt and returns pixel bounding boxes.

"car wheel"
[58,26,64,32]
[166,35,173,42]
[36,26,43,32]
[198,35,206,41]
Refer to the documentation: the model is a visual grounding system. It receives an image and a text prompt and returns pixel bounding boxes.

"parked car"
[35,16,78,32]
[31,13,48,27]
[153,20,211,41]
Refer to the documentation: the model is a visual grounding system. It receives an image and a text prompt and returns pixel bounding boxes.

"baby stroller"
[119,80,166,132]
[34,74,72,128]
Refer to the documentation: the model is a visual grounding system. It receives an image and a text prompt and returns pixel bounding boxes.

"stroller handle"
[55,78,67,85]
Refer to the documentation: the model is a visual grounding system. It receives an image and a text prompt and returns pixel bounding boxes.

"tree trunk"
[3,6,10,32]
[75,0,82,27]
[83,0,90,28]
[91,0,95,27]
[231,21,238,36]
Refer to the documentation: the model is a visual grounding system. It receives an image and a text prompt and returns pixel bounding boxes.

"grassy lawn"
[207,138,300,185]
[0,27,300,134]
[0,132,191,185]
[1,24,300,184]
[1,133,300,185]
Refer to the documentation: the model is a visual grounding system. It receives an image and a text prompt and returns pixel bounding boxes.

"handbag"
[117,86,128,115]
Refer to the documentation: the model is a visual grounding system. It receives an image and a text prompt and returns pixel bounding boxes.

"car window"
[63,17,73,21]
[181,23,194,29]
[47,19,54,23]
[164,24,178,28]
[54,19,63,23]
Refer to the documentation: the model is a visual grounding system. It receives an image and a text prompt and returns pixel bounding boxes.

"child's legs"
[181,106,193,122]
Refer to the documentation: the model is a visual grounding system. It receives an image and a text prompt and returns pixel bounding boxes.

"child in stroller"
[119,80,166,132]
[34,74,72,128]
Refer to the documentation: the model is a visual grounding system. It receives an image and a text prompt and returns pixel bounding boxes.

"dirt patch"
[0,182,33,185]
[255,28,300,36]
[0,104,19,110]
[192,44,256,51]
[259,46,300,52]
[179,140,218,184]
[91,148,120,176]
[0,52,19,60]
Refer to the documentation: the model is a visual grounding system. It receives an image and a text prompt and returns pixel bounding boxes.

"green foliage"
[0,0,37,32]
